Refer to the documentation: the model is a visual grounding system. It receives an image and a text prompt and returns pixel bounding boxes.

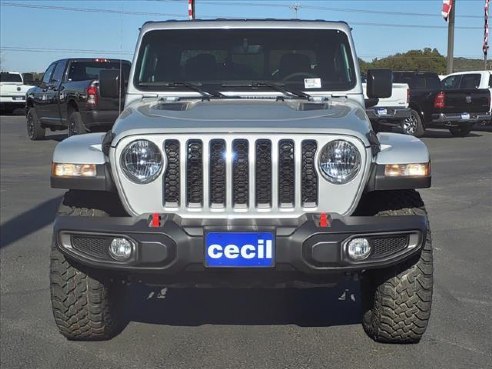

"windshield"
[0,73,22,83]
[68,61,131,82]
[134,28,356,92]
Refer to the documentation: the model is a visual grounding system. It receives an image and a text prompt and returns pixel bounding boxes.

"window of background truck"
[425,75,441,90]
[68,61,130,82]
[0,73,22,83]
[459,74,481,89]
[134,28,357,91]
[42,63,56,84]
[51,62,66,84]
[442,75,461,89]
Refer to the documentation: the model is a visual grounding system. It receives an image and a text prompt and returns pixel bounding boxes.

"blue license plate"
[205,232,275,268]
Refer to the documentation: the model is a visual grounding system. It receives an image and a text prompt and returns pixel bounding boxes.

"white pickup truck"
[0,72,35,114]
[362,81,412,134]
[441,70,492,123]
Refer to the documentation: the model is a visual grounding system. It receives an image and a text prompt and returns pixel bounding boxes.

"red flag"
[442,0,453,21]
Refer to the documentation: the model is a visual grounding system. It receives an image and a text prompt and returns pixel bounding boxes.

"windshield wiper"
[139,81,226,99]
[222,81,311,100]
[253,82,311,100]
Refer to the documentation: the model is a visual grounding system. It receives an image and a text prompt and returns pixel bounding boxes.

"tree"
[359,49,447,74]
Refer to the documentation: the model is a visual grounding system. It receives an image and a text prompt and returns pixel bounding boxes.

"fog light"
[109,238,132,261]
[347,238,371,261]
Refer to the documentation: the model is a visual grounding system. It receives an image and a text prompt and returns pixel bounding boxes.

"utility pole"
[446,0,456,74]
[289,3,301,19]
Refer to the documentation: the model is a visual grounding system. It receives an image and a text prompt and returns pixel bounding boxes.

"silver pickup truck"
[49,20,433,343]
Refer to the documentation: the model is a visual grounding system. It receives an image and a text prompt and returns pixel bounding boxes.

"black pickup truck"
[26,58,130,140]
[393,71,491,137]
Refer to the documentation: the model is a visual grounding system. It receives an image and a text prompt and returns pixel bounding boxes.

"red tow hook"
[319,212,331,228]
[150,213,161,228]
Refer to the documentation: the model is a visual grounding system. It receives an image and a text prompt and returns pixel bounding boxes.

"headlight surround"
[319,140,361,184]
[121,140,163,184]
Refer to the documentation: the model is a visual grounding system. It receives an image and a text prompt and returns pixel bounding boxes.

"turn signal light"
[384,163,430,177]
[52,163,97,177]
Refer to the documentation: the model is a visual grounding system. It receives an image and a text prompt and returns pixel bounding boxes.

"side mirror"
[99,69,125,98]
[366,69,392,99]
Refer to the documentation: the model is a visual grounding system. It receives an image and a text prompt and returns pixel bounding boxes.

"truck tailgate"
[442,89,490,113]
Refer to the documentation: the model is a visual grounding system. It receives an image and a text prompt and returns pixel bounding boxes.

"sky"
[0,0,488,73]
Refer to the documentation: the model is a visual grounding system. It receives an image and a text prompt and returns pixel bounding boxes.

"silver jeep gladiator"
[49,20,433,343]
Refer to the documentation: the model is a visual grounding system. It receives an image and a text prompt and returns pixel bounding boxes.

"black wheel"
[358,190,433,343]
[26,107,45,140]
[449,125,472,137]
[50,191,127,340]
[68,111,87,136]
[401,109,425,137]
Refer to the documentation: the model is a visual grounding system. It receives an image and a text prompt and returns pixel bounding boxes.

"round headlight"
[121,140,163,184]
[319,140,361,184]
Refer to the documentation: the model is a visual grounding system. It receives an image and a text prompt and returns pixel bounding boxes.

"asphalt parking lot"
[1,112,491,369]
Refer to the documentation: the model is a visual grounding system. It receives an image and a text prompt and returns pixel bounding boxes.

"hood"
[112,99,372,146]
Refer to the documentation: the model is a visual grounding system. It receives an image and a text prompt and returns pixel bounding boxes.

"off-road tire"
[449,125,472,137]
[402,109,425,137]
[358,190,433,343]
[68,111,87,136]
[50,190,126,340]
[26,107,45,140]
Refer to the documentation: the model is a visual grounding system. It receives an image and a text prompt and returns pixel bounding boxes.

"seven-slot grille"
[162,138,319,211]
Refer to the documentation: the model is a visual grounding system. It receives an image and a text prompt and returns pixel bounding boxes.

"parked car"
[393,71,491,137]
[49,20,434,343]
[441,70,492,124]
[0,72,35,114]
[362,78,411,134]
[25,58,131,140]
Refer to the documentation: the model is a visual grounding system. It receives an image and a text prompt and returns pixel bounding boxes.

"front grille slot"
[209,139,226,207]
[301,140,318,207]
[163,140,180,206]
[278,139,295,207]
[255,140,272,206]
[186,140,203,206]
[232,139,249,207]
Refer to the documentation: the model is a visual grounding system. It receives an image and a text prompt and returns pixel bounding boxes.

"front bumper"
[54,213,428,284]
[432,112,492,126]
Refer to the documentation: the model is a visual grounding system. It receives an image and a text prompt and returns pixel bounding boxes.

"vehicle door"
[33,63,56,122]
[44,60,67,125]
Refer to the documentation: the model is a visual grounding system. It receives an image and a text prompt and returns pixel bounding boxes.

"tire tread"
[360,190,433,343]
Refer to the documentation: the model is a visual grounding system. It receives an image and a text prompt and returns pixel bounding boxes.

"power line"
[198,0,482,19]
[1,2,187,18]
[1,2,483,29]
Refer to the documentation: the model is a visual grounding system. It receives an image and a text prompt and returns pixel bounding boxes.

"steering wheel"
[282,72,318,82]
